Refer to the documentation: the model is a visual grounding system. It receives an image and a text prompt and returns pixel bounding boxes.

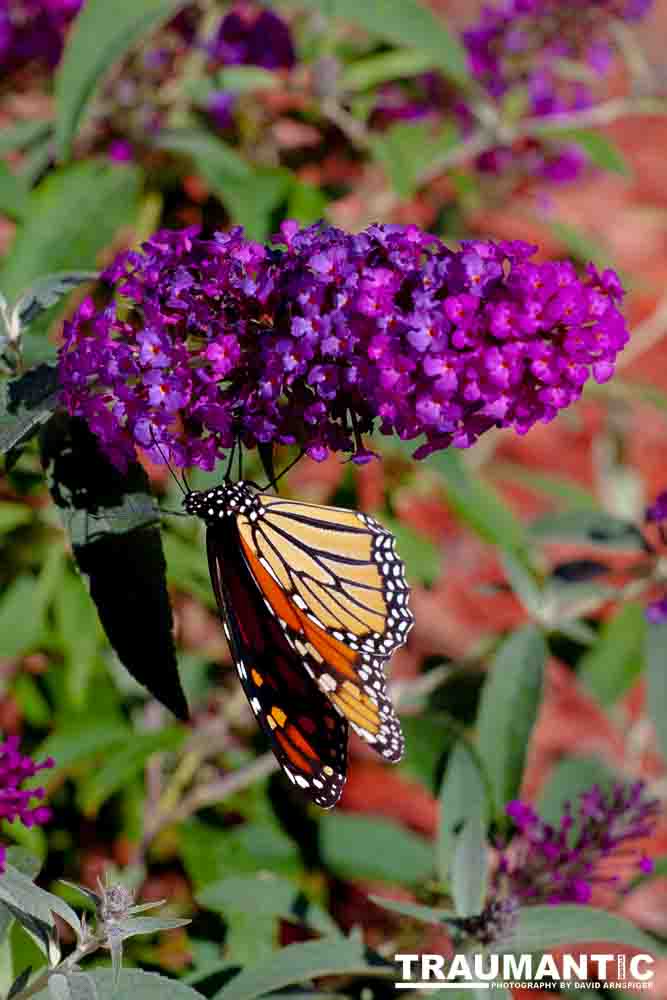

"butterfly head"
[183,481,258,524]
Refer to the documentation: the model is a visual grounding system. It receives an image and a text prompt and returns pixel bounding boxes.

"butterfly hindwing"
[206,522,348,808]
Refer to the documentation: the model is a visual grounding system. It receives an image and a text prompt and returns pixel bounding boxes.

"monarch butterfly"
[184,480,413,807]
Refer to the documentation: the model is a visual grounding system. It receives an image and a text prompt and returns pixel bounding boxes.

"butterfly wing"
[206,521,348,808]
[236,495,411,762]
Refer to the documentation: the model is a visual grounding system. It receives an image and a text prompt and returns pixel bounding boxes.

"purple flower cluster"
[496,782,658,905]
[462,0,653,181]
[205,5,295,130]
[58,221,629,471]
[0,0,81,73]
[0,735,53,873]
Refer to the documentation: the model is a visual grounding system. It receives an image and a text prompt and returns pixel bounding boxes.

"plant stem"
[12,939,101,1000]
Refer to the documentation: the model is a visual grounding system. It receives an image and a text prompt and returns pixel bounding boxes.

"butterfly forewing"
[206,521,348,808]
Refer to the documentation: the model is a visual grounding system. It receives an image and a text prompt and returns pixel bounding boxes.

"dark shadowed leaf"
[8,966,33,999]
[646,620,667,765]
[40,414,186,719]
[529,510,649,551]
[0,364,60,455]
[55,0,188,158]
[319,814,434,885]
[214,936,390,1000]
[476,626,546,815]
[0,864,80,939]
[12,271,97,329]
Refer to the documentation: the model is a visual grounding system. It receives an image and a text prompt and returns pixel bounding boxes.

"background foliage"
[1,0,667,997]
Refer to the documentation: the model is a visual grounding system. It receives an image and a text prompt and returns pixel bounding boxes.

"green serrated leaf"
[214,936,388,1000]
[293,0,470,85]
[55,0,187,159]
[13,271,97,330]
[198,875,338,937]
[0,162,140,303]
[579,602,645,705]
[529,510,648,551]
[0,364,60,456]
[646,620,667,766]
[319,814,434,885]
[501,904,661,955]
[437,740,489,886]
[476,626,547,815]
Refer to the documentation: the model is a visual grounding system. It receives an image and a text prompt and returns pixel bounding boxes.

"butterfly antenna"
[223,440,237,482]
[238,442,243,482]
[149,427,187,497]
[263,448,305,493]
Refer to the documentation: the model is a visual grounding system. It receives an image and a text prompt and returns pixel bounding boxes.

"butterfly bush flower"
[0,735,53,873]
[495,782,658,905]
[0,0,81,73]
[58,221,629,470]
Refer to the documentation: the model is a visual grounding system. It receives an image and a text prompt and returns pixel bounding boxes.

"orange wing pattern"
[236,494,412,761]
[206,521,348,807]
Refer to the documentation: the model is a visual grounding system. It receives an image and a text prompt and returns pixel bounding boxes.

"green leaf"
[34,969,204,1000]
[55,0,187,159]
[0,576,45,658]
[13,271,97,330]
[286,181,328,226]
[537,755,619,828]
[0,864,81,938]
[491,461,600,511]
[54,573,102,710]
[216,66,280,93]
[0,163,31,222]
[367,897,455,923]
[380,516,440,584]
[294,0,470,86]
[341,49,437,92]
[0,120,52,157]
[540,128,631,176]
[319,813,433,885]
[437,740,489,885]
[198,875,339,936]
[428,449,528,555]
[181,820,300,888]
[476,626,547,814]
[214,936,387,1000]
[114,915,191,938]
[646,620,667,765]
[548,220,609,268]
[0,162,140,303]
[371,121,457,198]
[154,129,249,181]
[529,510,648,551]
[78,726,186,816]
[579,602,645,705]
[29,721,130,789]
[502,904,662,955]
[450,817,488,918]
[0,364,60,456]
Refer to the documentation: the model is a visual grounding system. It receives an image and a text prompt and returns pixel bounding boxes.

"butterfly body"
[184,479,413,806]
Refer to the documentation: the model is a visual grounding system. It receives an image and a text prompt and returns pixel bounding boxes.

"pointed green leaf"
[502,904,662,955]
[319,813,433,885]
[646,619,667,765]
[437,741,489,885]
[0,163,31,222]
[198,875,338,936]
[34,969,202,999]
[529,510,648,551]
[579,602,645,705]
[450,817,488,918]
[477,626,547,815]
[55,0,187,158]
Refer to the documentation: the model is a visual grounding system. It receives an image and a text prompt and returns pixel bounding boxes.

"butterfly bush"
[58,221,629,470]
[495,782,658,905]
[0,0,81,73]
[0,735,53,873]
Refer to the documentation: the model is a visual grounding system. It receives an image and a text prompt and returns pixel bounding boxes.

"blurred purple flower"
[0,0,81,72]
[58,222,629,471]
[0,735,54,873]
[209,5,295,71]
[496,781,659,905]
